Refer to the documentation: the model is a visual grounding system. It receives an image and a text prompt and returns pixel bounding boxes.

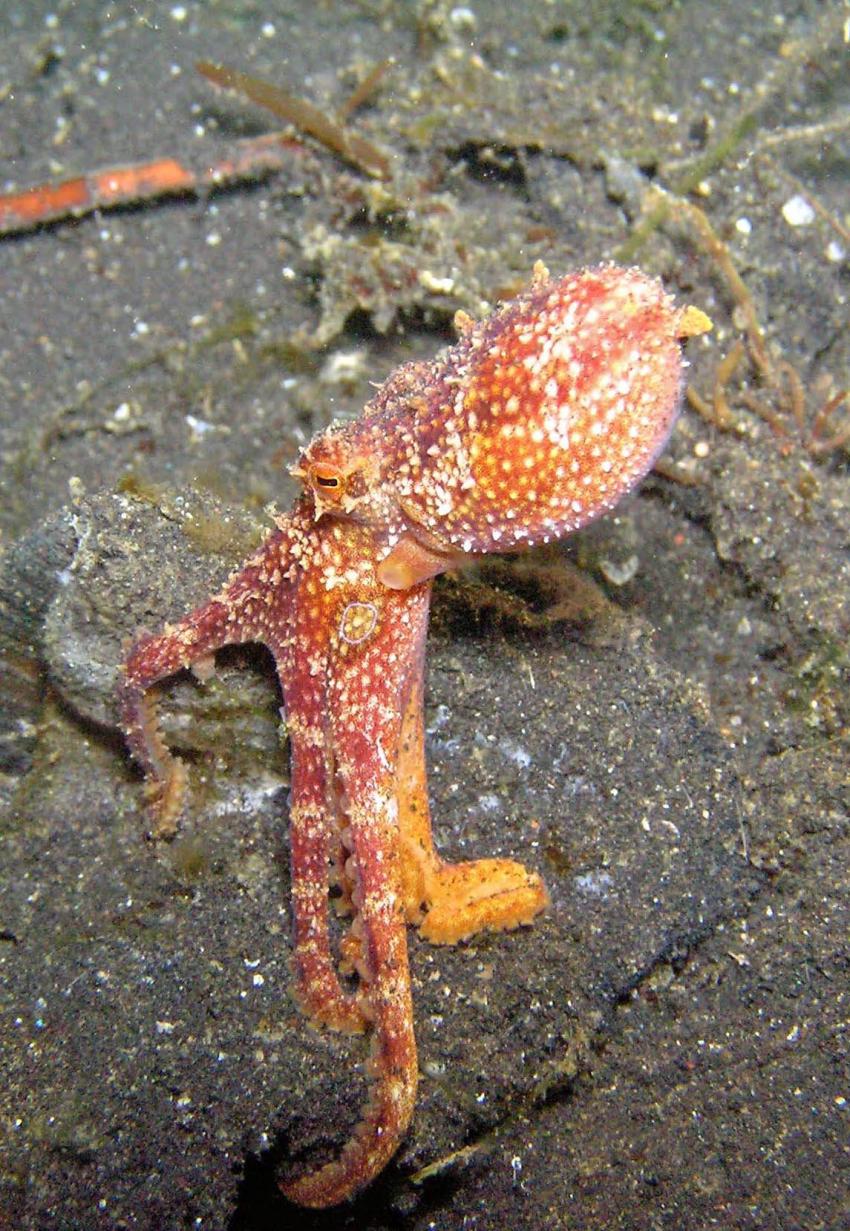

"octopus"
[119,262,710,1207]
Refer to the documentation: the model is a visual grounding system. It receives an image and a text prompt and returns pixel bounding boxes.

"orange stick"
[0,133,301,237]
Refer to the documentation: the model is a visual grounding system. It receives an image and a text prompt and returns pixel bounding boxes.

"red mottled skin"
[120,264,710,1207]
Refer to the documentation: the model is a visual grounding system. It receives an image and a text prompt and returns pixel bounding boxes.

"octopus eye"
[311,463,344,494]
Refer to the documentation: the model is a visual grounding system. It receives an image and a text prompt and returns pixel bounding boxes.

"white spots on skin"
[359,265,686,556]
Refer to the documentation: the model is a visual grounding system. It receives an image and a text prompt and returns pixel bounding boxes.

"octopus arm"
[396,646,549,943]
[282,652,367,1035]
[119,532,289,836]
[280,582,429,1207]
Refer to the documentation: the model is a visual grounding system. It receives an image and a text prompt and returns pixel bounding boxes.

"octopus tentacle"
[276,514,397,1035]
[283,666,366,1034]
[281,774,417,1208]
[119,540,285,835]
[397,654,549,943]
[280,577,429,1207]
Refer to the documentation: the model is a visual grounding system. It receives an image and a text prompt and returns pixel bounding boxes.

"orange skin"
[119,263,710,1207]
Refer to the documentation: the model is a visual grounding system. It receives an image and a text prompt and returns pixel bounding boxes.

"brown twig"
[337,58,393,124]
[196,60,390,179]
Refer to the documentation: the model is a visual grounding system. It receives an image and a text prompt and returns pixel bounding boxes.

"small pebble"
[781,195,815,227]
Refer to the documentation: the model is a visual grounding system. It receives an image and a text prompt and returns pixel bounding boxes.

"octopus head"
[292,426,381,522]
[399,264,712,554]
